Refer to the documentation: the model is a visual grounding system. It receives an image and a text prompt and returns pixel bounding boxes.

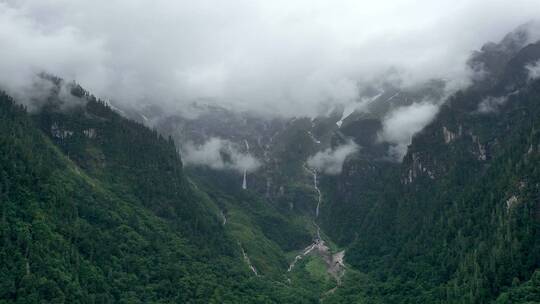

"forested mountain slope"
[0,89,318,303]
[322,38,540,304]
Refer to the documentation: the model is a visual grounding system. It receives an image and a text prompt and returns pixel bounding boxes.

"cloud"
[477,96,508,113]
[307,141,359,175]
[181,137,260,173]
[0,3,107,109]
[379,102,439,160]
[527,60,540,80]
[2,1,540,117]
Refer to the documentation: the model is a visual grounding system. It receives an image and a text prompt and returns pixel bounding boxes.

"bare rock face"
[442,125,462,144]
[401,151,436,185]
[471,134,488,161]
[51,122,74,140]
[506,195,519,210]
[83,128,97,139]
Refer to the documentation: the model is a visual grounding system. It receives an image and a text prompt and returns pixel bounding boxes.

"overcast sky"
[2,0,540,117]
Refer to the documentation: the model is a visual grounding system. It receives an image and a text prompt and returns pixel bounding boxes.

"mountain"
[1,26,540,303]
[323,30,540,303]
[0,84,319,303]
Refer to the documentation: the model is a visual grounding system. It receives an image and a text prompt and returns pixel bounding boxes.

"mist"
[379,102,439,160]
[528,60,540,80]
[477,96,509,114]
[181,137,260,173]
[307,141,359,175]
[2,0,540,118]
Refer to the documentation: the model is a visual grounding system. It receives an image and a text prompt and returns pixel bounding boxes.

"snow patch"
[336,93,381,128]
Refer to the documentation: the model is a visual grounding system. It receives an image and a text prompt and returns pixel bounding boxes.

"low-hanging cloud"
[2,1,540,117]
[477,96,509,113]
[379,102,439,160]
[181,137,260,173]
[527,60,540,80]
[307,141,359,175]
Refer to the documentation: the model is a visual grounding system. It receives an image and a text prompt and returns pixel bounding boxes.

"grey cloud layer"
[2,0,540,117]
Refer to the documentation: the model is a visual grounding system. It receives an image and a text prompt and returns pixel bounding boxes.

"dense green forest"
[0,90,321,303]
[319,42,540,303]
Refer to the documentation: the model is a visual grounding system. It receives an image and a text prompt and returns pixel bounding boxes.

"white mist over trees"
[307,141,359,174]
[181,137,260,173]
[379,103,439,160]
[527,60,540,80]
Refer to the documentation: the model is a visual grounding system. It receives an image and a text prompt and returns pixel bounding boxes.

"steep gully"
[230,138,346,287]
[287,164,346,289]
[237,139,259,275]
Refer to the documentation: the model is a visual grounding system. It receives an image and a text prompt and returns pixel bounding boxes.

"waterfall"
[287,164,347,290]
[287,222,325,272]
[313,170,322,218]
[242,170,247,190]
[220,210,227,225]
[239,243,258,276]
[242,139,250,190]
[303,163,322,218]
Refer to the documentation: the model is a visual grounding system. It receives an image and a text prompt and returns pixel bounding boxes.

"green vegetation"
[0,90,321,303]
[321,70,540,302]
[305,256,328,282]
